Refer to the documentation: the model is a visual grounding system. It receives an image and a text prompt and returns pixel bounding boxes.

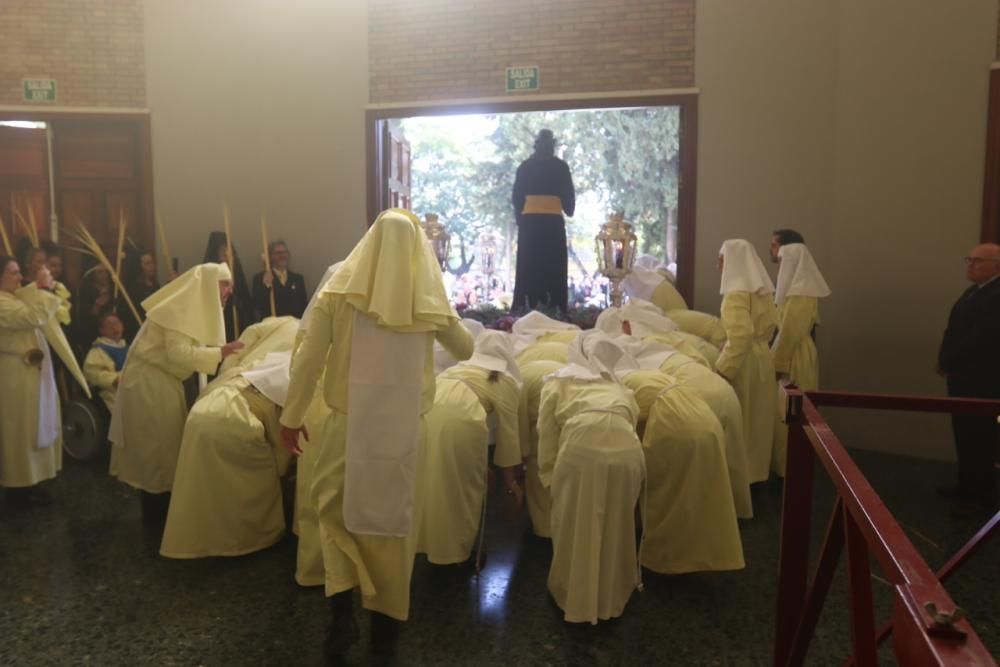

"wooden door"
[52,118,151,290]
[384,121,412,211]
[0,124,50,253]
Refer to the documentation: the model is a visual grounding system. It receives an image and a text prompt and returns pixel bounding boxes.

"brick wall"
[369,0,695,104]
[0,0,145,108]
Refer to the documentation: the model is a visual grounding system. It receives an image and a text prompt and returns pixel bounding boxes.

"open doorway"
[368,94,698,307]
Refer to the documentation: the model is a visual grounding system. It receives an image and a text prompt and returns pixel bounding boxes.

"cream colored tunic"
[644,330,717,370]
[109,321,222,493]
[659,353,753,519]
[280,293,474,620]
[716,291,778,483]
[665,309,728,349]
[623,370,745,574]
[538,377,644,624]
[0,287,62,488]
[83,345,120,411]
[416,366,520,564]
[161,377,290,558]
[650,276,688,312]
[770,295,820,475]
[515,340,570,366]
[293,372,331,588]
[517,359,565,538]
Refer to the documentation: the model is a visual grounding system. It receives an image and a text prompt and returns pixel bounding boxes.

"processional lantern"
[595,212,637,308]
[422,213,451,272]
[479,233,497,277]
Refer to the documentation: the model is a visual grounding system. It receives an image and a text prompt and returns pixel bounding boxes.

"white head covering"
[551,329,631,382]
[621,298,679,337]
[615,336,677,373]
[595,306,626,337]
[459,330,521,384]
[300,261,343,332]
[775,243,830,306]
[719,239,774,295]
[622,254,677,301]
[511,310,580,338]
[241,351,292,407]
[141,263,231,346]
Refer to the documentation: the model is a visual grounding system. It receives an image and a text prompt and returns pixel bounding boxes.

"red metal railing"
[774,389,1000,667]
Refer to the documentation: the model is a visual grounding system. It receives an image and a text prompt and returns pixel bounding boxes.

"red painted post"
[844,503,879,667]
[774,390,815,667]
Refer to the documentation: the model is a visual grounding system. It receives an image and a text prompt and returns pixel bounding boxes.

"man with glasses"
[253,240,308,319]
[937,243,1000,518]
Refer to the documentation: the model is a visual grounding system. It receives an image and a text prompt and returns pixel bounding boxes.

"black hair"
[40,240,61,257]
[0,255,16,273]
[488,370,501,383]
[97,311,122,328]
[772,229,805,246]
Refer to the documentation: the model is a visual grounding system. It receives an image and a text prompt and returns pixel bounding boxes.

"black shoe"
[324,592,359,660]
[370,612,400,658]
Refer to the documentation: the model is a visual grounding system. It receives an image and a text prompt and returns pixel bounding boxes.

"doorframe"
[365,92,699,306]
[0,109,155,256]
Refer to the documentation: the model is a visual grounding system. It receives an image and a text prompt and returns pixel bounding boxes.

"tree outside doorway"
[396,106,681,310]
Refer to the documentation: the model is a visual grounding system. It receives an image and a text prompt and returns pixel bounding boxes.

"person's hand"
[262,270,273,289]
[280,425,308,456]
[221,341,246,358]
[35,266,53,290]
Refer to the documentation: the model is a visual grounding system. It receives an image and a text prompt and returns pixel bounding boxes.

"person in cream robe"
[109,263,243,513]
[517,358,565,538]
[417,331,522,566]
[595,307,752,519]
[770,243,830,475]
[279,209,474,660]
[537,330,645,625]
[715,240,779,483]
[161,351,293,558]
[620,366,745,574]
[0,257,63,503]
[82,312,129,412]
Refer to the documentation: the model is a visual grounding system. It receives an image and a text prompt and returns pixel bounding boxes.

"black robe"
[511,154,575,314]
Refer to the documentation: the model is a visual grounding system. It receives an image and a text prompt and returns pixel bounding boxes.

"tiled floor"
[0,449,996,666]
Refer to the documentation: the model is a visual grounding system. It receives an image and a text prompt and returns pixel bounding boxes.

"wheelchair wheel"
[63,398,109,461]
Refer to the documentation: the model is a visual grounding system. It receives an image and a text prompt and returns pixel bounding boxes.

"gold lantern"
[422,213,451,272]
[479,233,498,277]
[594,212,638,307]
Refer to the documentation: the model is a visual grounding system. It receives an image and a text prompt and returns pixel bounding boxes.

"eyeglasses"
[964,256,999,265]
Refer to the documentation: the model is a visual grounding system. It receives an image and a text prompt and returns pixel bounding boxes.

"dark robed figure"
[511,129,575,314]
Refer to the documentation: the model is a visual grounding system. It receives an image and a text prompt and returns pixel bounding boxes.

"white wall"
[143,0,369,292]
[696,0,997,459]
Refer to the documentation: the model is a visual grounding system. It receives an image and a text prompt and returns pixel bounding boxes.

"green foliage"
[402,106,681,278]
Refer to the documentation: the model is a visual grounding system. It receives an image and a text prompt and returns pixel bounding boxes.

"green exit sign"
[23,78,57,103]
[506,66,539,93]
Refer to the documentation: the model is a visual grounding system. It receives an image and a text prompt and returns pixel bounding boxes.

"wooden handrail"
[805,390,1000,416]
[774,388,998,666]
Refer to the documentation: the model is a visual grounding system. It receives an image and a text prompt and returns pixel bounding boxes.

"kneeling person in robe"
[538,331,645,624]
[161,352,293,558]
[417,331,522,567]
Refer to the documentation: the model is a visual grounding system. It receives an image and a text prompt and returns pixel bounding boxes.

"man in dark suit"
[252,240,308,319]
[937,243,1000,518]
